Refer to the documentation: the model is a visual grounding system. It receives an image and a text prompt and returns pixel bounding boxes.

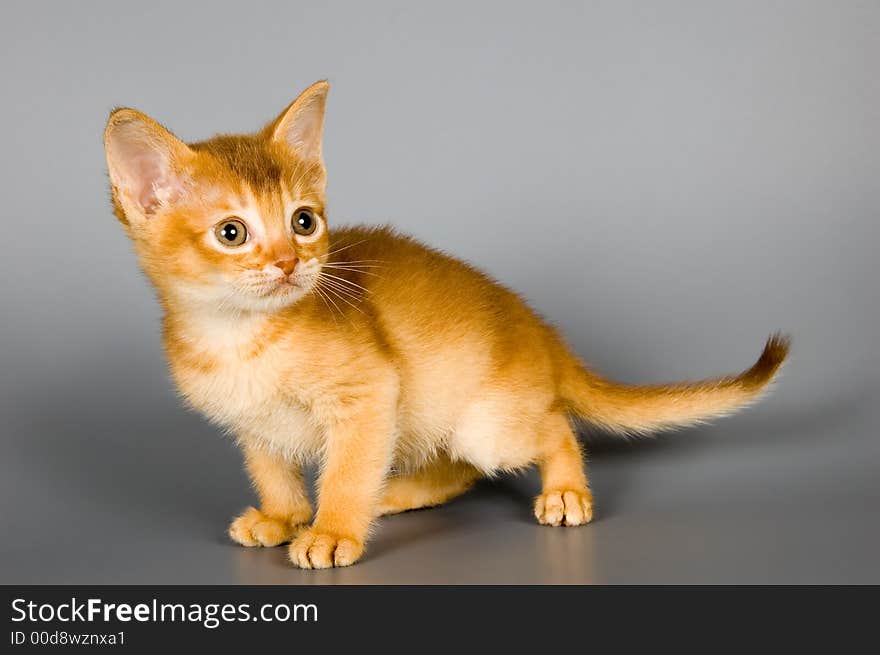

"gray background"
[1,0,877,584]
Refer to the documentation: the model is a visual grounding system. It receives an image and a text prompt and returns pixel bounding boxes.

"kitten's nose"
[275,258,299,276]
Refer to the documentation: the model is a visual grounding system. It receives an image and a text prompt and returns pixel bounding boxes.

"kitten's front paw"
[228,507,304,547]
[534,489,594,526]
[289,529,364,569]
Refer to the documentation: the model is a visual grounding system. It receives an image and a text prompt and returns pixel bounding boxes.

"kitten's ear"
[104,109,193,221]
[268,80,329,161]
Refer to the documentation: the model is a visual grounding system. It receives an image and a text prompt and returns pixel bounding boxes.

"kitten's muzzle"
[275,258,299,277]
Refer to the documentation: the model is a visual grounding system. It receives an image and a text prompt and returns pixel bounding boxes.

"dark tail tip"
[745,332,791,385]
[763,332,792,366]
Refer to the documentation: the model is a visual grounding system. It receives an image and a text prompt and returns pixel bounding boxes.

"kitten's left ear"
[104,108,194,223]
[268,80,329,162]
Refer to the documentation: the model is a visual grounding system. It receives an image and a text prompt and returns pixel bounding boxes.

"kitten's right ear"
[268,80,329,162]
[104,109,193,223]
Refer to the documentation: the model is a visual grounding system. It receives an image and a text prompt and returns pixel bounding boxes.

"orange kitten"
[103,81,789,568]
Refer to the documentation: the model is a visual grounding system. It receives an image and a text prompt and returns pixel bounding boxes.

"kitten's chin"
[233,284,313,313]
[171,281,312,315]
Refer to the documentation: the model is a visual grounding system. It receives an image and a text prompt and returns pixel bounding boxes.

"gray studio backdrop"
[1,1,877,583]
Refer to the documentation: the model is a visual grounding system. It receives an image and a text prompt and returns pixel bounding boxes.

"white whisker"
[324,238,370,258]
[318,271,369,293]
[318,276,364,301]
[321,265,382,278]
[312,285,340,323]
[321,284,367,315]
[323,259,386,265]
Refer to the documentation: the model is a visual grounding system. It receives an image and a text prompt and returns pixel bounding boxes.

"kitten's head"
[104,81,331,313]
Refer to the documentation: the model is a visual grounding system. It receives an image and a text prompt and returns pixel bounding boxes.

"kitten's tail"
[559,334,790,435]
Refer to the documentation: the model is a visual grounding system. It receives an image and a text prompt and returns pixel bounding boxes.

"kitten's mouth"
[265,280,298,295]
[259,276,314,297]
[238,273,316,304]
[243,278,294,298]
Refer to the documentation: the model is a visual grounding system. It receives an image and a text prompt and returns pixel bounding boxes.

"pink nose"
[275,258,299,276]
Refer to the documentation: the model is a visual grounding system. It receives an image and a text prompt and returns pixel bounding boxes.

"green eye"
[214,219,248,247]
[292,208,317,236]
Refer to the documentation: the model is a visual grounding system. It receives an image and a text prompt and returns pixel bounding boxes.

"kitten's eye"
[214,219,248,247]
[291,208,317,236]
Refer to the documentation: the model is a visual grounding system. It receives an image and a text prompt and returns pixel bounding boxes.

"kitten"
[104,81,789,569]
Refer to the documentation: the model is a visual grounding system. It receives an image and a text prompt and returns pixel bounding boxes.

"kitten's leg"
[376,455,480,516]
[228,443,312,547]
[289,400,397,569]
[533,412,594,526]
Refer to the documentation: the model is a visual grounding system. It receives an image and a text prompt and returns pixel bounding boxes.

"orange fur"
[104,81,790,568]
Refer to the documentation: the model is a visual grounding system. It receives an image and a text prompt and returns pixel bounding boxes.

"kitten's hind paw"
[228,507,304,547]
[534,490,594,527]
